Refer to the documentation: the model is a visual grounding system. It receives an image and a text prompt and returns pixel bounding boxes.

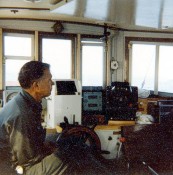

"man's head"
[18,61,54,101]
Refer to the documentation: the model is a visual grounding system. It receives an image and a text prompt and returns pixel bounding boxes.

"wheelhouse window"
[41,37,73,79]
[129,41,173,95]
[81,40,105,87]
[3,33,34,87]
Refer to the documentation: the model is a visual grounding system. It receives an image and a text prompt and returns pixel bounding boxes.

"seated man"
[0,61,112,175]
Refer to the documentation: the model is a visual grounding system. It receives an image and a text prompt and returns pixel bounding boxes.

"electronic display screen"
[88,95,97,99]
[82,91,102,111]
[88,104,98,107]
[56,81,77,95]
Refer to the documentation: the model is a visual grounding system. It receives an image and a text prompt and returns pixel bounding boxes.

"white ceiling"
[1,0,173,32]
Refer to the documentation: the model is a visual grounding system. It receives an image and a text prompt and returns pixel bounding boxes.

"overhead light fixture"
[24,0,42,3]
[50,0,76,15]
[50,0,73,8]
[49,0,64,5]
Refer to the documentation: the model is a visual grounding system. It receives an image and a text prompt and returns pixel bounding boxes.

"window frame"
[3,32,35,88]
[126,37,173,96]
[81,38,106,87]
[39,32,76,79]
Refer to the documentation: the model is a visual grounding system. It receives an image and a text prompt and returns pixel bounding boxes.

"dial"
[6,92,18,102]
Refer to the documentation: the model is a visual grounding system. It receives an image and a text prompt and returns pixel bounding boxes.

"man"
[0,61,68,174]
[0,61,113,175]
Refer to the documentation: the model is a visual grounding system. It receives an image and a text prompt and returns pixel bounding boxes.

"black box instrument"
[106,82,138,121]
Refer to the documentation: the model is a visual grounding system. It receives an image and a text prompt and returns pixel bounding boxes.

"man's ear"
[32,81,39,89]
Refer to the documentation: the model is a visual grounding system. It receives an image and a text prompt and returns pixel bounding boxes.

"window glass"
[159,46,173,93]
[5,60,29,86]
[42,38,72,79]
[4,36,32,57]
[82,45,104,86]
[131,44,156,90]
[4,34,34,87]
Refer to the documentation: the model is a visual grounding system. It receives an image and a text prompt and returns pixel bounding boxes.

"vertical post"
[0,28,3,90]
[106,37,111,86]
[154,45,159,95]
[34,31,39,61]
[76,34,81,81]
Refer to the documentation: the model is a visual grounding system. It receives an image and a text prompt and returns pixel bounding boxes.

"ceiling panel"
[1,0,173,32]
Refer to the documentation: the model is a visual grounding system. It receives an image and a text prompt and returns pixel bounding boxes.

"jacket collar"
[20,89,42,112]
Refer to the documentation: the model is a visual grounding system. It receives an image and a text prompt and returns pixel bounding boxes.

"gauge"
[3,90,20,105]
[6,92,19,103]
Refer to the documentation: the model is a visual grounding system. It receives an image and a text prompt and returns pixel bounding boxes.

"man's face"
[37,68,54,98]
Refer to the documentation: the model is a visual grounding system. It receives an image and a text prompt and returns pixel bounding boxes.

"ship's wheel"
[56,125,101,154]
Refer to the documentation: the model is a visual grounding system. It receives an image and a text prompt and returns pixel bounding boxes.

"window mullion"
[154,45,159,95]
[4,56,33,60]
[129,42,132,84]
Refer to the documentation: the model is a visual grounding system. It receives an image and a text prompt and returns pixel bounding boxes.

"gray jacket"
[0,90,49,169]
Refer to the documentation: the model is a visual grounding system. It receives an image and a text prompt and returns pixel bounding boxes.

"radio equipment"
[158,100,173,123]
[83,91,103,112]
[106,82,138,121]
[82,86,106,125]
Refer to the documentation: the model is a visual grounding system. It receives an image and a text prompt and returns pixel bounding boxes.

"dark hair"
[18,61,50,89]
